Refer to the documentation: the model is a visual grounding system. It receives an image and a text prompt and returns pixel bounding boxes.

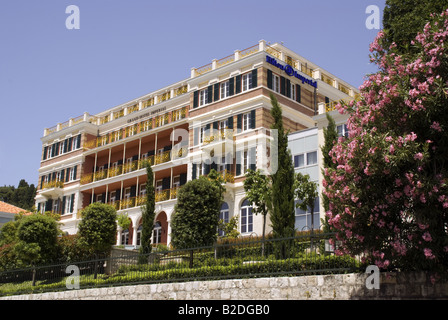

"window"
[173,176,180,189]
[110,191,117,205]
[295,197,320,231]
[96,194,103,203]
[64,194,74,214]
[240,199,253,233]
[136,225,143,246]
[337,124,349,138]
[155,180,163,193]
[140,184,146,196]
[220,81,230,99]
[121,229,130,245]
[153,221,162,244]
[294,151,317,168]
[199,89,208,106]
[53,199,60,214]
[272,74,280,93]
[218,202,230,237]
[242,112,251,131]
[290,83,296,101]
[242,73,252,92]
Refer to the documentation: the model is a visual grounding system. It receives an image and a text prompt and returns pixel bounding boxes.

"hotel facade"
[35,40,357,247]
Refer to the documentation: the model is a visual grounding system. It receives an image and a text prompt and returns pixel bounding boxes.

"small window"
[272,74,280,93]
[337,124,349,138]
[220,81,230,99]
[242,73,252,92]
[242,112,251,131]
[199,89,208,106]
[294,154,305,168]
[218,202,230,237]
[153,221,162,244]
[307,151,317,166]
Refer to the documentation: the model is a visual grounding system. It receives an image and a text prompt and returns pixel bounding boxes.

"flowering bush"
[323,10,448,273]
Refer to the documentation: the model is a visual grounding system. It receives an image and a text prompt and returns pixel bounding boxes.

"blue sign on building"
[266,56,317,88]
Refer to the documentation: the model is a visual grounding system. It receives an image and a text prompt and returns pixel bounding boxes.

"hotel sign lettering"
[266,56,317,88]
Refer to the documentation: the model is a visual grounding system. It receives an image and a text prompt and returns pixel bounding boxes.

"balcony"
[80,148,187,185]
[39,180,64,198]
[202,129,234,146]
[105,188,179,211]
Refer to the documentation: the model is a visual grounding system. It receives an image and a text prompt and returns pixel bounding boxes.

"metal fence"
[0,232,361,297]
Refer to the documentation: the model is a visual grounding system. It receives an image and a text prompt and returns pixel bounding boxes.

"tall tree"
[269,94,296,258]
[139,164,156,259]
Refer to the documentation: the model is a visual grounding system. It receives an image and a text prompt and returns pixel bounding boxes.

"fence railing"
[0,232,361,297]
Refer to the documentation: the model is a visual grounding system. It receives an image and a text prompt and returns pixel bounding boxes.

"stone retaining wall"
[2,272,448,300]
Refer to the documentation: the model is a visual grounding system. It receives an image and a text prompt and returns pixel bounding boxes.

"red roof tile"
[0,201,31,215]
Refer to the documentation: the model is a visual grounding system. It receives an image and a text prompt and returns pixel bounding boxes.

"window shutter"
[192,164,197,180]
[62,196,66,214]
[325,96,330,104]
[73,165,77,180]
[193,90,199,108]
[280,76,286,96]
[214,83,220,102]
[250,147,256,171]
[180,173,187,186]
[40,176,45,189]
[250,110,256,129]
[213,121,218,130]
[296,84,301,103]
[116,189,121,201]
[45,199,53,212]
[204,163,211,175]
[194,127,199,145]
[65,168,70,182]
[43,147,48,160]
[68,137,73,152]
[235,75,241,94]
[237,114,242,131]
[206,85,212,104]
[251,69,258,88]
[236,151,242,176]
[60,169,65,182]
[286,79,291,98]
[228,116,233,129]
[229,77,234,96]
[267,69,273,89]
[70,194,75,213]
[63,139,68,153]
[130,186,136,197]
[76,135,81,149]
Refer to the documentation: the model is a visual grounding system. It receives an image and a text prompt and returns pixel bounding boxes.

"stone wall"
[2,272,448,300]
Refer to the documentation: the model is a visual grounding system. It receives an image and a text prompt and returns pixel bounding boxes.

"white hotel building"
[35,40,357,247]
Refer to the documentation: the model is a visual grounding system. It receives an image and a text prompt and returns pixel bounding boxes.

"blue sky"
[0,0,385,188]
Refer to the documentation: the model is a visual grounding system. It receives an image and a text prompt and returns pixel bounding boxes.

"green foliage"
[140,164,156,257]
[269,94,296,257]
[243,169,272,239]
[117,213,131,230]
[171,176,222,249]
[0,179,36,211]
[294,173,318,230]
[15,214,60,265]
[382,0,448,53]
[218,215,240,240]
[78,203,117,254]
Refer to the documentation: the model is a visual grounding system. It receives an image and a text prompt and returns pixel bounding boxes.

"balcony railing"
[202,129,234,145]
[105,188,179,210]
[80,148,187,185]
[40,180,64,190]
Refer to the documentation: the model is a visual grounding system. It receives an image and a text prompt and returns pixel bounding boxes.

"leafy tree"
[78,203,117,255]
[0,179,36,211]
[382,0,448,53]
[294,172,318,232]
[269,94,296,258]
[139,164,156,262]
[323,10,448,273]
[171,176,222,249]
[15,214,60,266]
[218,215,240,240]
[243,168,271,254]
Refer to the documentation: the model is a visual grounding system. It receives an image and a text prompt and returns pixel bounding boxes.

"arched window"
[240,199,253,233]
[218,202,229,237]
[153,221,162,245]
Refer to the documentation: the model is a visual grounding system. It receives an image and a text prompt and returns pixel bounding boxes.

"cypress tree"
[139,164,155,260]
[269,94,295,258]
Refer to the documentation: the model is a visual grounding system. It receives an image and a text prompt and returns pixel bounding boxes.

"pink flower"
[431,121,442,132]
[414,153,424,160]
[424,248,435,259]
[422,232,433,242]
